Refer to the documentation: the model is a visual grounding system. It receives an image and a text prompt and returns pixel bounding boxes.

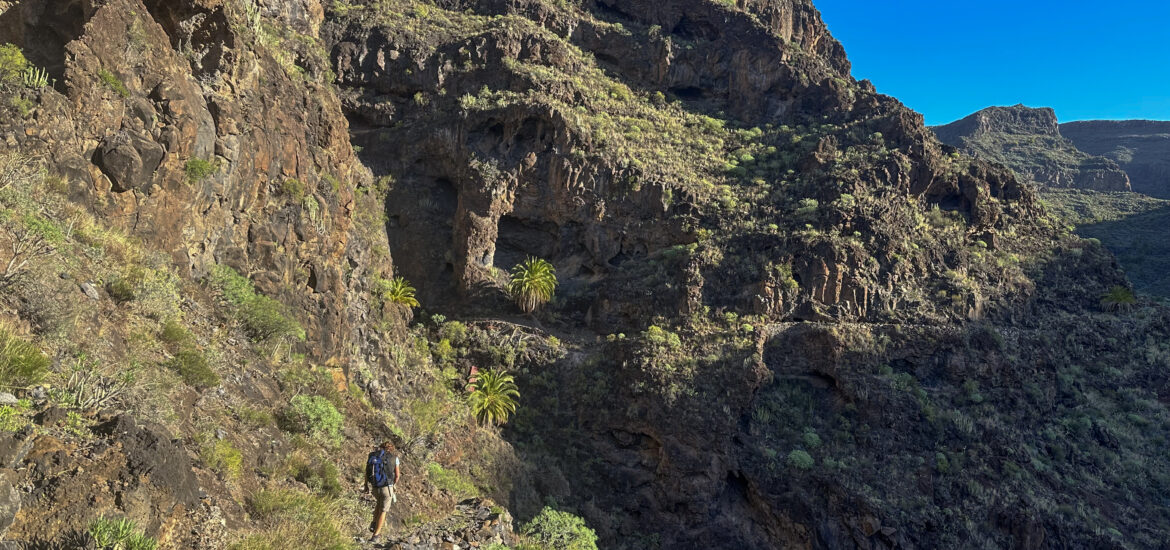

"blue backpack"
[367,450,392,488]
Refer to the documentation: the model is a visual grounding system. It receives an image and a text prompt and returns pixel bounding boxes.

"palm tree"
[509,257,557,314]
[1100,285,1136,312]
[379,276,419,307]
[469,369,519,426]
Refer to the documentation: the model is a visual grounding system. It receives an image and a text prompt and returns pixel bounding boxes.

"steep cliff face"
[326,0,1041,332]
[0,0,380,361]
[1061,119,1170,198]
[1,0,1168,549]
[933,105,1131,191]
[319,1,1170,549]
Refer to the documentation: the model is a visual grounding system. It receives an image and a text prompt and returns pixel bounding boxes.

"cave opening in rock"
[384,173,460,305]
[495,214,559,271]
[0,0,90,84]
[671,15,719,42]
[671,86,705,102]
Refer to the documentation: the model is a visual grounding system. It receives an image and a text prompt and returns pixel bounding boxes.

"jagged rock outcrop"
[1061,119,1170,198]
[933,105,1131,191]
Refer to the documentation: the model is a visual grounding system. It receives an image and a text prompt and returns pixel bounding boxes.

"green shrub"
[241,295,307,343]
[0,44,28,84]
[426,462,477,499]
[236,405,273,428]
[230,489,356,550]
[161,319,193,346]
[289,457,343,497]
[0,328,49,389]
[208,265,255,305]
[0,398,31,431]
[200,436,243,480]
[281,395,344,444]
[10,95,34,118]
[521,507,598,550]
[106,277,138,303]
[165,348,219,389]
[98,69,130,97]
[470,369,519,426]
[509,257,557,313]
[787,449,814,470]
[185,158,216,184]
[376,276,419,307]
[281,178,306,200]
[88,516,158,550]
[208,266,306,344]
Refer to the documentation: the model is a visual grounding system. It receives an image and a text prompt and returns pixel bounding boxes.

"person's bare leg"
[372,511,386,537]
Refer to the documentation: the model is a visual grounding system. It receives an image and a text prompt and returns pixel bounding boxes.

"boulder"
[93,131,165,193]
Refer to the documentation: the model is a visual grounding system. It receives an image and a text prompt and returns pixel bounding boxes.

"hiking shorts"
[374,485,395,512]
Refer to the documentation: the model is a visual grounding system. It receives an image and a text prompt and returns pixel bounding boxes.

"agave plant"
[378,276,419,307]
[469,369,519,426]
[509,257,557,314]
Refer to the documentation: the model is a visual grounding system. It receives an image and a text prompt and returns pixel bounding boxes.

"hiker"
[364,440,401,543]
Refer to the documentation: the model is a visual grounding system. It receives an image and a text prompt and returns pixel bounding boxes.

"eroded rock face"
[933,105,1132,191]
[0,0,380,361]
[325,0,1036,330]
[1061,119,1170,198]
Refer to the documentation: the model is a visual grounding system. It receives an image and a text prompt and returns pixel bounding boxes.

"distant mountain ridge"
[932,105,1131,191]
[1061,120,1170,198]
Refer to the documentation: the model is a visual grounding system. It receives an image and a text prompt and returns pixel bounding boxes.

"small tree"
[469,369,519,426]
[509,257,557,313]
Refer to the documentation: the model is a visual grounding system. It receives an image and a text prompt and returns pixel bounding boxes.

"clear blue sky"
[814,0,1170,125]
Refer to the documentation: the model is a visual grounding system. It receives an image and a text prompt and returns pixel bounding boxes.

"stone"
[860,515,881,537]
[80,282,100,300]
[0,470,20,539]
[0,394,16,406]
[94,131,165,193]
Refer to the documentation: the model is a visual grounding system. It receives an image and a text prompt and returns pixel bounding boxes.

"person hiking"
[364,441,400,543]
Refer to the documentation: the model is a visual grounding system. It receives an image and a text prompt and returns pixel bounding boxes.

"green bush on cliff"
[280,395,344,445]
[166,348,220,389]
[787,449,815,470]
[199,435,244,480]
[0,327,50,389]
[1100,285,1137,311]
[98,68,130,98]
[426,462,478,499]
[185,158,217,184]
[88,516,158,550]
[520,506,598,550]
[208,265,306,344]
[0,44,28,85]
[230,489,356,550]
